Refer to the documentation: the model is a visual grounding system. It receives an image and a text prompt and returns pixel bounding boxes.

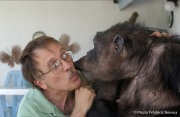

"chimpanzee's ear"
[113,35,124,55]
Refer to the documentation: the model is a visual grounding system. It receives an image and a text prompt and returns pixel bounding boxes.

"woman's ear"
[113,35,124,55]
[34,80,47,90]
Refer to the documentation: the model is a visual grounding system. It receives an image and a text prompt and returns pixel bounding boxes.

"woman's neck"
[42,90,75,115]
[42,90,67,111]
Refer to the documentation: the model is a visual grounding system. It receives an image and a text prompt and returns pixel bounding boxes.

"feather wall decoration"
[12,45,21,64]
[59,34,81,54]
[0,51,14,67]
[0,45,22,67]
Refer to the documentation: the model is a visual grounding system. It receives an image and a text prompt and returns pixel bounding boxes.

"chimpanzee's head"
[75,22,153,82]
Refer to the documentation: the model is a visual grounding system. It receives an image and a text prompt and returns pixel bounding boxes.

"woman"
[17,36,95,117]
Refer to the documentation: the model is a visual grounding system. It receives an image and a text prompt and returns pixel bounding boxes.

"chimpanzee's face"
[75,31,125,82]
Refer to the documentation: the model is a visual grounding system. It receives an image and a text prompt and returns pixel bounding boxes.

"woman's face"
[33,43,81,92]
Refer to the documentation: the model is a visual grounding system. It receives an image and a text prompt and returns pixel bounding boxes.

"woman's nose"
[61,59,73,71]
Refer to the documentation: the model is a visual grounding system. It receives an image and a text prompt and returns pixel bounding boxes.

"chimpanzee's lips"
[74,56,87,71]
[75,65,84,71]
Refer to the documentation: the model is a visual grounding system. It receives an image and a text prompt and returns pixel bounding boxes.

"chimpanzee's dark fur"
[75,22,180,117]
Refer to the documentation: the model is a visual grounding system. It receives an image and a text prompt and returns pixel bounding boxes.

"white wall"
[0,0,166,86]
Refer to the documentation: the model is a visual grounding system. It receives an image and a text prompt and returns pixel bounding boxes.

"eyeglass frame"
[36,50,73,78]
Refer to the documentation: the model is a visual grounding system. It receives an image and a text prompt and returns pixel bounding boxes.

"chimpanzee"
[75,22,180,117]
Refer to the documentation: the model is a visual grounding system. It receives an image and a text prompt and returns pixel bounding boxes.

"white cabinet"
[118,0,146,10]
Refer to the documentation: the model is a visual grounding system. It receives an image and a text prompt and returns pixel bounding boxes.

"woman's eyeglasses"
[36,51,73,78]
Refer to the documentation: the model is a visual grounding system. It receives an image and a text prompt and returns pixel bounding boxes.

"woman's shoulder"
[17,88,69,117]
